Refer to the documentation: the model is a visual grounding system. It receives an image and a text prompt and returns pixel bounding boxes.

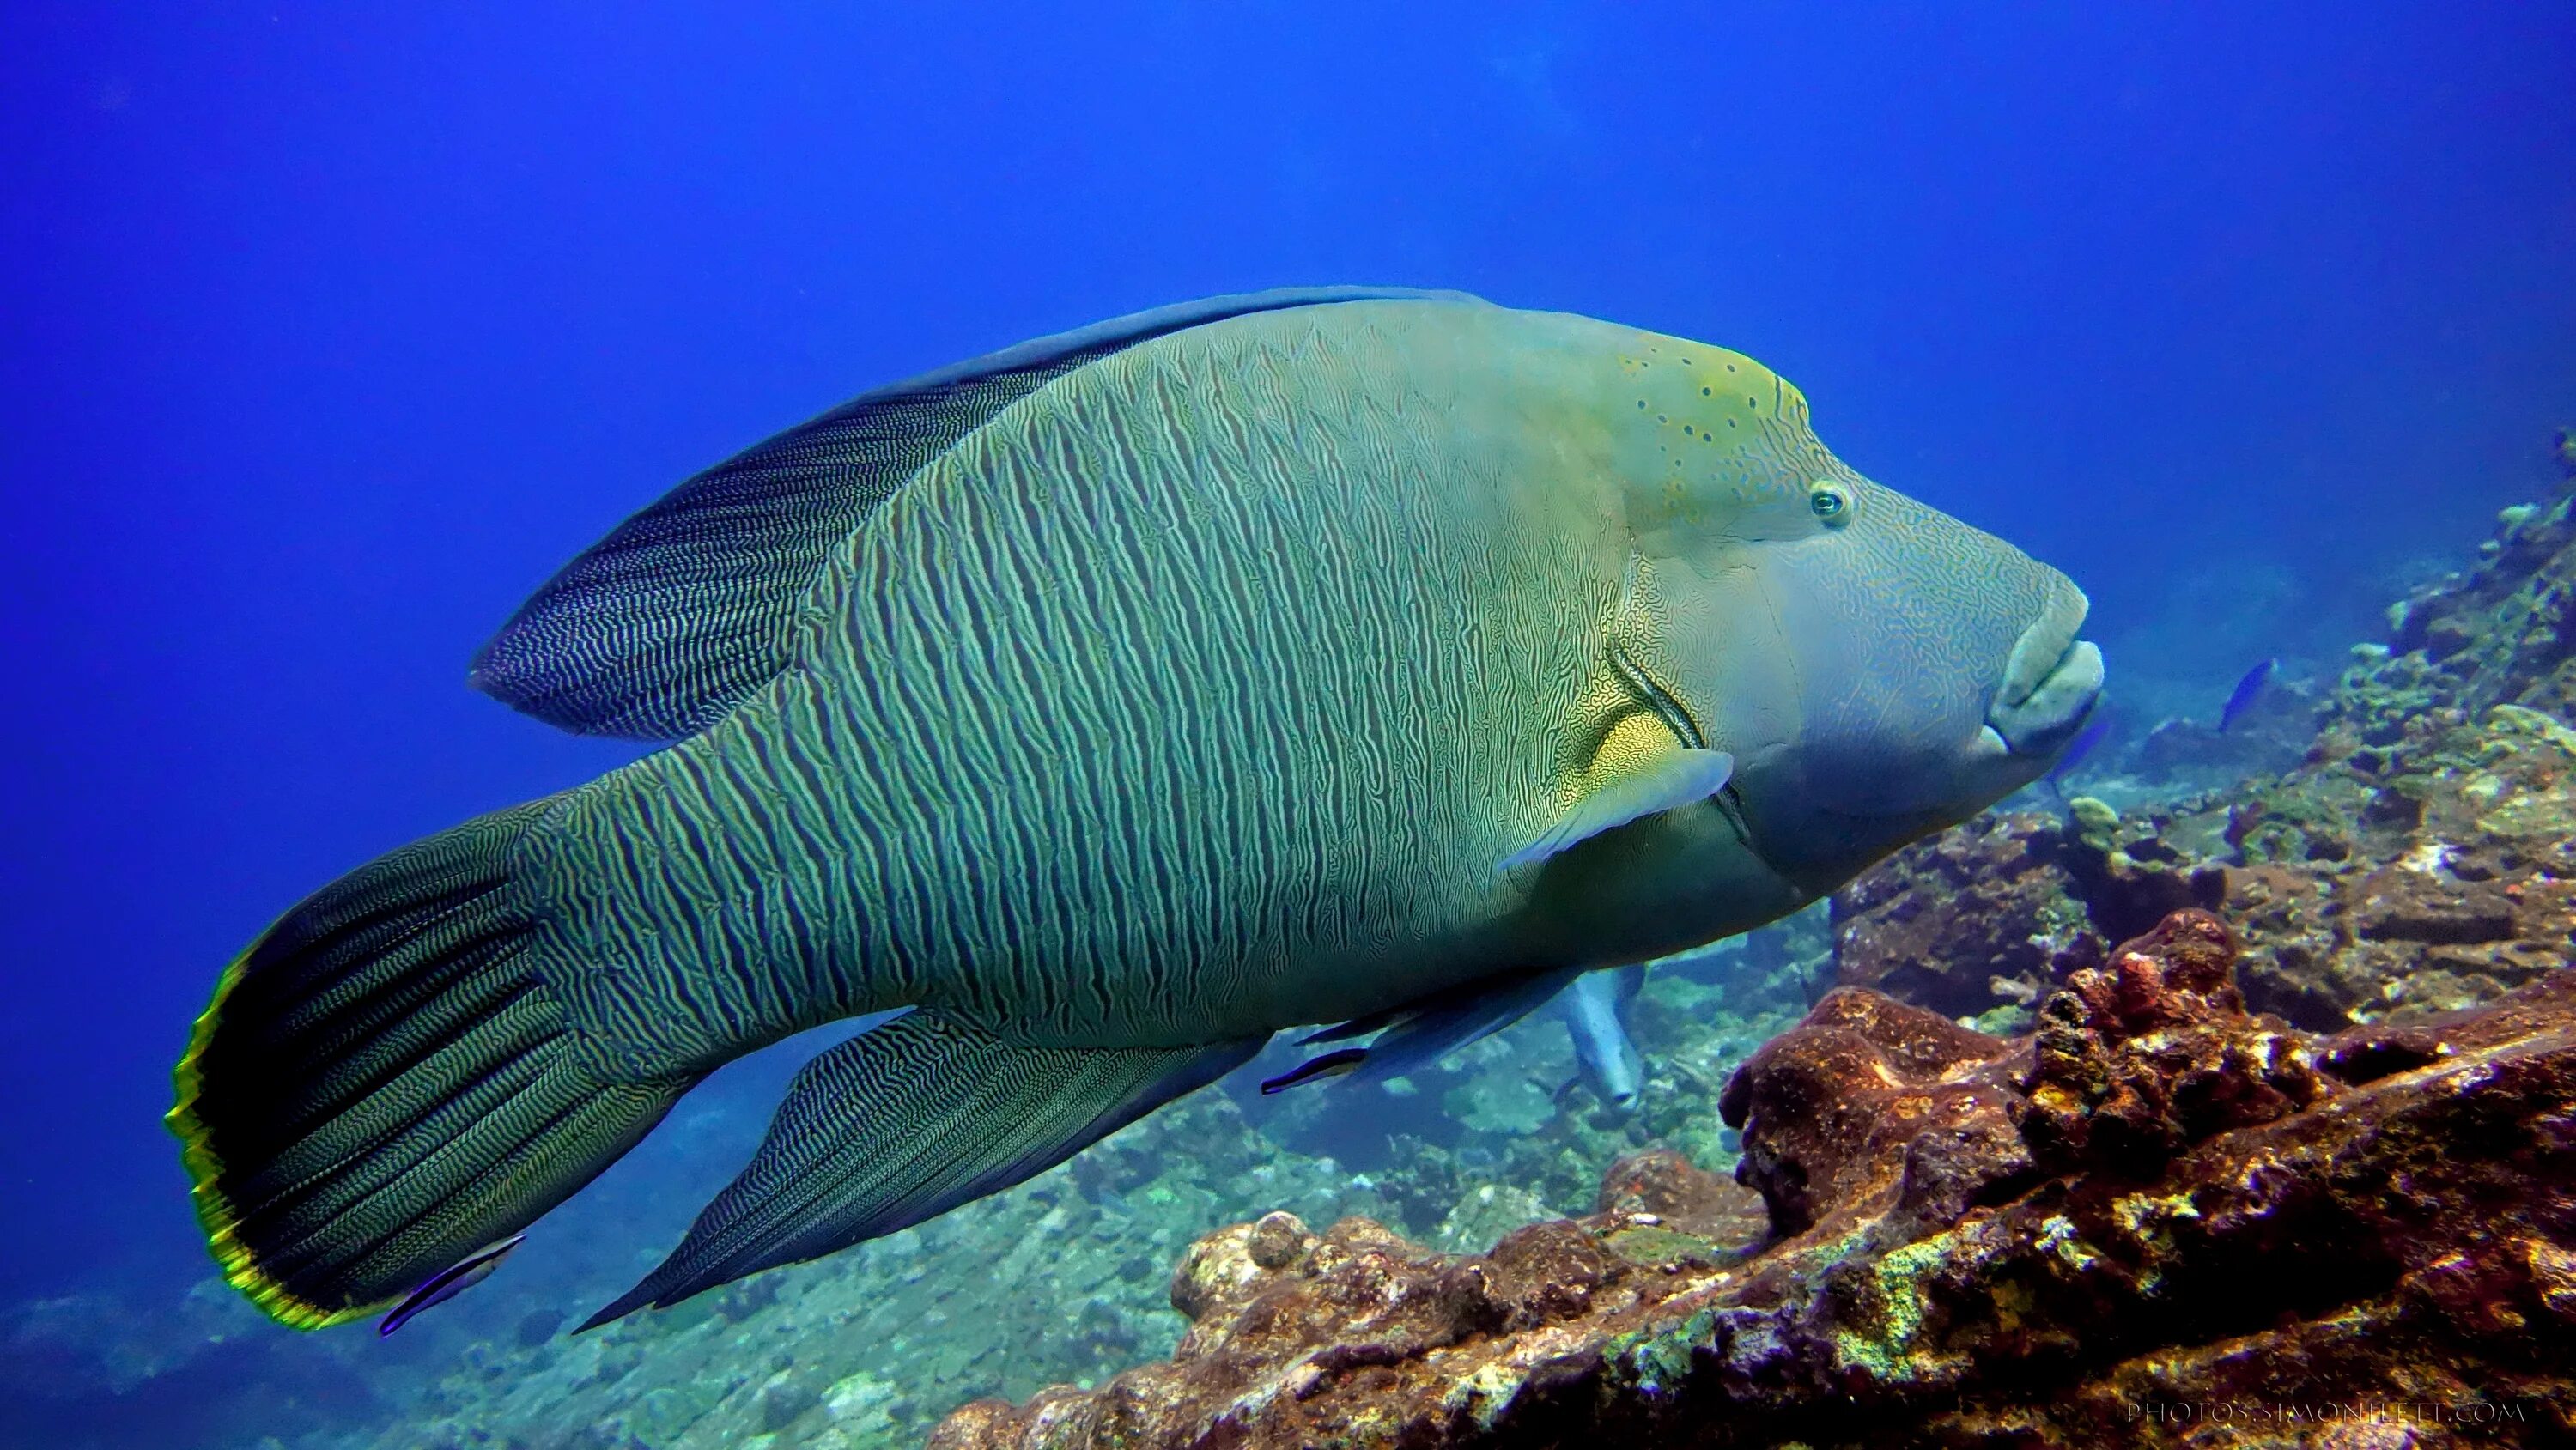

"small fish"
[1259,1047,1369,1095]
[1558,966,1648,1116]
[2219,658,2278,732]
[379,1233,526,1336]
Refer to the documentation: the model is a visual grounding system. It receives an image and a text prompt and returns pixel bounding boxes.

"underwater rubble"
[932,911,2575,1450]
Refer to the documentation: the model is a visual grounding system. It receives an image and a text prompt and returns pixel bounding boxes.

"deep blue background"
[3,0,2571,1332]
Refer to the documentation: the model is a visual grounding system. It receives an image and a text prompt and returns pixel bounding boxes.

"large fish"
[169,288,2104,1332]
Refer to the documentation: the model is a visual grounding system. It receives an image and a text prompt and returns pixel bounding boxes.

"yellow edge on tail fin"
[165,946,388,1332]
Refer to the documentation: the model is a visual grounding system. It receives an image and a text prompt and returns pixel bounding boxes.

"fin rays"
[232,1009,568,1248]
[471,287,1468,740]
[581,1011,1264,1327]
[171,799,696,1326]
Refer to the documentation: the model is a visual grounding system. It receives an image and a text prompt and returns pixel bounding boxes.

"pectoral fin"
[1500,714,1733,873]
[580,1012,1265,1327]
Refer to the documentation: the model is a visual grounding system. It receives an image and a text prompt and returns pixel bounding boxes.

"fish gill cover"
[2,6,2573,1450]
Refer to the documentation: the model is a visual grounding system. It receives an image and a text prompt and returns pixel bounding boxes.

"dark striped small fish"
[1259,1048,1369,1095]
[378,1233,525,1337]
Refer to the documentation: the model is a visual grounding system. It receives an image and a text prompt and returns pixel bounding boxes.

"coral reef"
[933,911,2575,1450]
[1832,710,2576,1039]
[1832,465,2576,1039]
[2374,485,2576,724]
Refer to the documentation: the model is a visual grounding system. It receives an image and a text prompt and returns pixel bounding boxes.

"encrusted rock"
[1166,1219,1269,1324]
[933,916,2576,1449]
[2020,909,2328,1175]
[1244,1210,1313,1272]
[1592,1147,1766,1244]
[1716,986,2024,1235]
[1829,810,2104,1017]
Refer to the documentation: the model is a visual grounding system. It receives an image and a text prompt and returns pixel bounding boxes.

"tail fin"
[169,798,694,1329]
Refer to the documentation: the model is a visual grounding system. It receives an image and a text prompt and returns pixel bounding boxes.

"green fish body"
[171,289,2104,1331]
[538,300,1808,1066]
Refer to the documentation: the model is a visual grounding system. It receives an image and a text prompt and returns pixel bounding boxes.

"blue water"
[3,4,2572,1446]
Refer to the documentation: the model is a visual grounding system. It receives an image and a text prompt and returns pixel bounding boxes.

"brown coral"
[1716,985,2026,1234]
[933,915,2576,1450]
[2020,909,2329,1175]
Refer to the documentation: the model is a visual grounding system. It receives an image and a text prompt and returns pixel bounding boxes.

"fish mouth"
[1983,583,2105,759]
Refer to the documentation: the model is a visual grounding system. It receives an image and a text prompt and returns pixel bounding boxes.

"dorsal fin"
[469,285,1476,739]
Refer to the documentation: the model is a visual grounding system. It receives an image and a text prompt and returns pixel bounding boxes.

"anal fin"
[580,1012,1265,1327]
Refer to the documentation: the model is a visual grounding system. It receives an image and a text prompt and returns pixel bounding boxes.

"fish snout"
[1983,579,2104,760]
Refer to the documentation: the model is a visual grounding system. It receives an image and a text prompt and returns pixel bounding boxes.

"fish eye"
[1808,482,1850,524]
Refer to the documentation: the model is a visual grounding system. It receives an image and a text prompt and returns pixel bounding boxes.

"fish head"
[1583,1040,1645,1116]
[1602,339,2104,895]
[1560,970,1646,1116]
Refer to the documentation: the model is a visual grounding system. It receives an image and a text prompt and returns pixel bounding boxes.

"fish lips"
[1983,585,2105,760]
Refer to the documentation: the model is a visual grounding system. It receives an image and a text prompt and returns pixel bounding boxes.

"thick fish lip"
[1981,640,2103,759]
[1984,584,2105,759]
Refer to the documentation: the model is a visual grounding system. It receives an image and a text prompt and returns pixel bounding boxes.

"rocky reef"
[932,910,2573,1448]
[1826,718,2576,1040]
[1835,461,2576,1039]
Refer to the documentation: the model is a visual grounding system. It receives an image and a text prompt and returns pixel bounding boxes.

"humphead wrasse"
[169,288,2104,1331]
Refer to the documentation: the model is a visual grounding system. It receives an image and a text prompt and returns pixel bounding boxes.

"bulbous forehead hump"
[1591,326,1847,525]
[1614,333,1813,440]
